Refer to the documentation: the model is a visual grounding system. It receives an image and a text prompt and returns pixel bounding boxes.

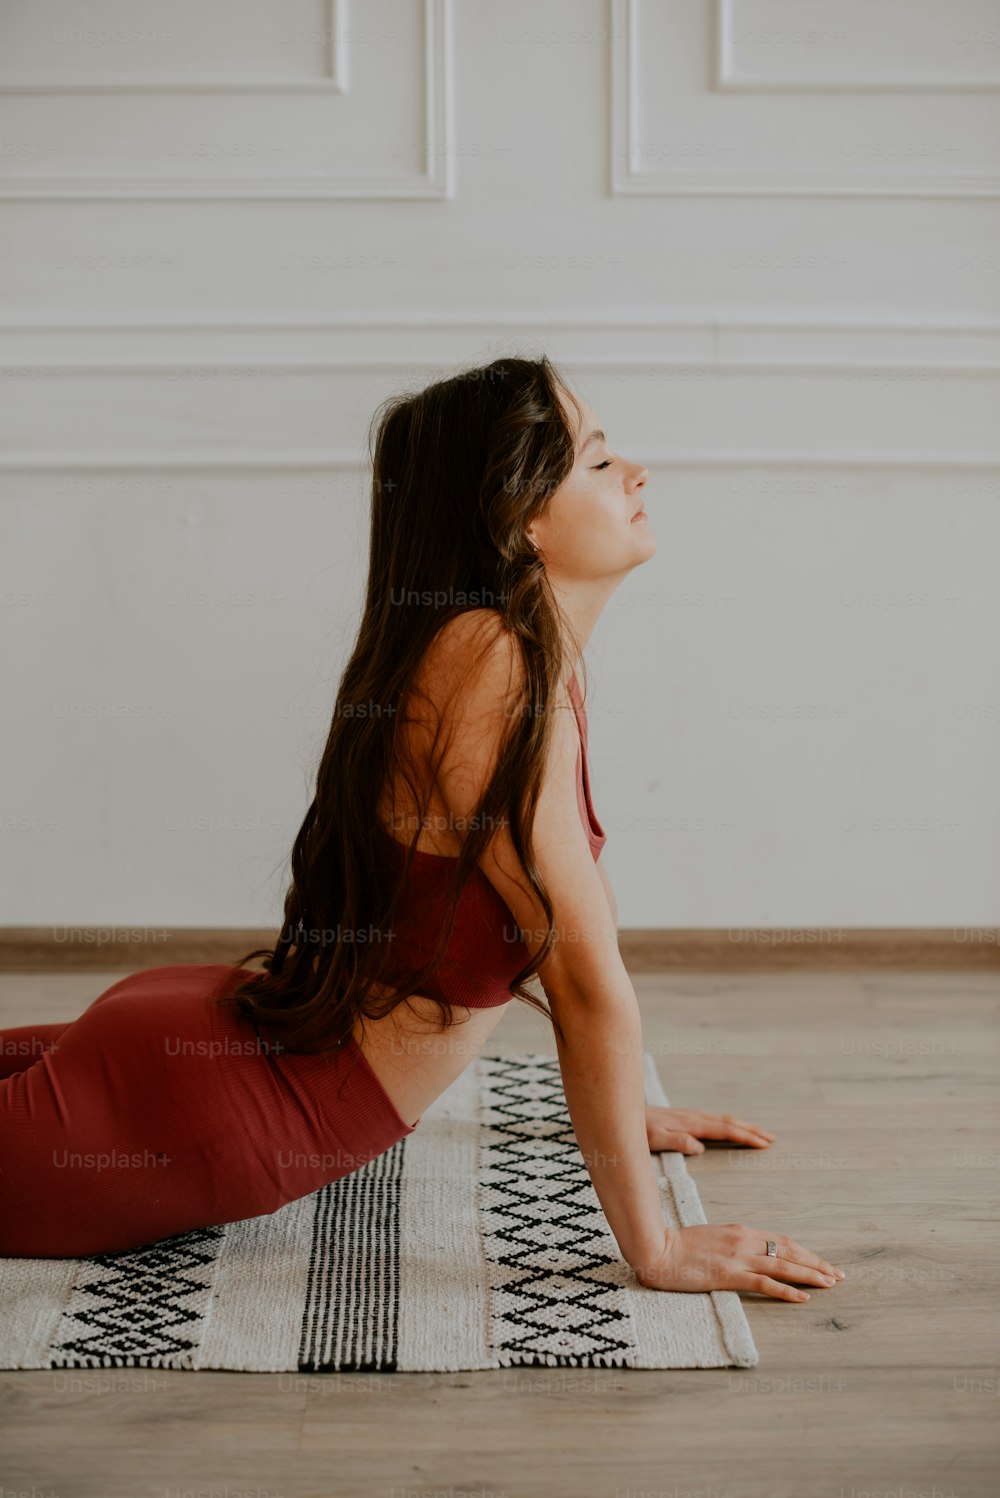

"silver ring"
[766,1240,778,1258]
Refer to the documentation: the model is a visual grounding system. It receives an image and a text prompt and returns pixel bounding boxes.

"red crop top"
[376,669,607,1010]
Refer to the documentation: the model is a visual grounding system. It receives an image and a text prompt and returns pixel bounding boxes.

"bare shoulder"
[385,610,532,854]
[413,607,574,781]
[417,607,520,711]
[417,611,620,1000]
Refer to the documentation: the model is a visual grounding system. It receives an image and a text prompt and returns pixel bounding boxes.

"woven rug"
[0,1051,758,1372]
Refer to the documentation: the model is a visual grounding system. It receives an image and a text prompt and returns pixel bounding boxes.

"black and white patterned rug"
[0,1052,758,1371]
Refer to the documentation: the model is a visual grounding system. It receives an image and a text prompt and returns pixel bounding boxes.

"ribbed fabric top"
[377,670,607,1009]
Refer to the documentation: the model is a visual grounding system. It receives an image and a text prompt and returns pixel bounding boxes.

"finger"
[722,1126,774,1148]
[779,1238,845,1279]
[741,1273,811,1304]
[657,1134,704,1154]
[717,1114,774,1138]
[686,1114,776,1144]
[749,1232,844,1280]
[748,1256,839,1289]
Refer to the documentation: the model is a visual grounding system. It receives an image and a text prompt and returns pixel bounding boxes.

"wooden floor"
[1,967,997,1498]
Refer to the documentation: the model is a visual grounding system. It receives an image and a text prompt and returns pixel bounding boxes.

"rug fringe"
[50,1352,188,1370]
[494,1348,632,1369]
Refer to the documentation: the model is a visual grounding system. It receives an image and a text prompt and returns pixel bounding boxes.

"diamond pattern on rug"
[48,1226,225,1369]
[477,1054,638,1368]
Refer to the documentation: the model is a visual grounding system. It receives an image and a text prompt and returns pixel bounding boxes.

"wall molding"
[1,311,997,355]
[2,356,999,375]
[0,0,349,95]
[0,0,454,199]
[715,0,1000,93]
[2,313,996,472]
[3,311,999,333]
[612,0,1000,197]
[2,450,998,474]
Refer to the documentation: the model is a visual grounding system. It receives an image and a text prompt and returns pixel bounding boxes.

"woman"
[0,355,844,1303]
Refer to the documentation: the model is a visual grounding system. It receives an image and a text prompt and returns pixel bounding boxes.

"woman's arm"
[596,859,618,929]
[422,617,844,1299]
[423,612,667,1268]
[546,960,667,1270]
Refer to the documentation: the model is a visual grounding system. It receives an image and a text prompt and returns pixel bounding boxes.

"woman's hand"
[632,1224,845,1301]
[644,1104,775,1155]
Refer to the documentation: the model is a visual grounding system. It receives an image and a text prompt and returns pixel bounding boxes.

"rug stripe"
[331,1153,390,1368]
[396,1060,493,1371]
[628,1053,759,1368]
[0,1257,81,1368]
[299,1139,405,1371]
[196,1193,317,1372]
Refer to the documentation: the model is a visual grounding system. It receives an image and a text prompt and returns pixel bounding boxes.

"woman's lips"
[631,507,647,521]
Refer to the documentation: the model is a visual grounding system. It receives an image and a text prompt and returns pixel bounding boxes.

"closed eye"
[592,459,613,470]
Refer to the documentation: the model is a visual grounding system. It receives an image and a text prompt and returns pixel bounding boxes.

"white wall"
[2,0,998,932]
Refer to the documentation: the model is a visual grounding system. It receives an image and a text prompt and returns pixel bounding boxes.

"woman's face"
[525,386,654,580]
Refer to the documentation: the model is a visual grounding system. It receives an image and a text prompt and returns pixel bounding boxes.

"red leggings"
[0,963,418,1258]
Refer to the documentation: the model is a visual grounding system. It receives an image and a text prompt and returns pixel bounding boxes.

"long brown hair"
[216,353,588,1054]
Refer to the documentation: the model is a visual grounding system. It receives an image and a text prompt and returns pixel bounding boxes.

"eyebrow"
[578,427,605,453]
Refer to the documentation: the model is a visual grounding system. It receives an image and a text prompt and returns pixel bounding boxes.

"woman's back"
[375,608,519,860]
[371,611,606,1013]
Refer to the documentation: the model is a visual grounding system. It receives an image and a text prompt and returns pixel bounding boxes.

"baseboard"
[1,927,997,972]
[617,928,1000,970]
